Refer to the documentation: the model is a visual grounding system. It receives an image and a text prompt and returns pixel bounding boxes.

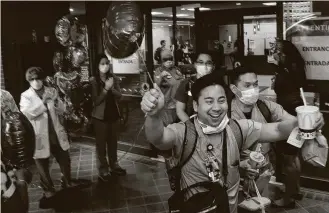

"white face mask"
[195,65,212,78]
[198,115,229,135]
[99,64,110,73]
[30,80,43,90]
[236,87,259,105]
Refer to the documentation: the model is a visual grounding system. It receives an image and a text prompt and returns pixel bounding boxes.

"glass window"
[243,15,277,56]
[175,5,196,65]
[281,1,329,182]
[152,7,173,66]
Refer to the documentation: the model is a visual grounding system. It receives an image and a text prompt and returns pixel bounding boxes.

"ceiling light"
[69,8,74,12]
[169,25,172,26]
[190,25,194,26]
[187,8,194,11]
[262,2,277,6]
[181,8,185,10]
[151,12,164,15]
[177,14,189,17]
[161,26,163,28]
[199,7,210,11]
[236,3,241,6]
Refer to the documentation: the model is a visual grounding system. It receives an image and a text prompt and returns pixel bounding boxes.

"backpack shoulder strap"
[178,118,198,168]
[228,119,243,151]
[257,99,272,123]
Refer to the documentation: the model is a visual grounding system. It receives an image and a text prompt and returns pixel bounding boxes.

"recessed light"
[181,8,185,10]
[190,25,194,26]
[236,3,241,6]
[151,12,164,15]
[69,8,74,12]
[199,7,210,11]
[169,25,172,26]
[263,2,277,6]
[187,8,194,11]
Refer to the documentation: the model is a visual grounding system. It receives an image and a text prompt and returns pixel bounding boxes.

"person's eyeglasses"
[195,61,214,67]
[162,57,173,62]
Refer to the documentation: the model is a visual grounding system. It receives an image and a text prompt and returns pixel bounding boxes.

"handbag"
[301,133,328,167]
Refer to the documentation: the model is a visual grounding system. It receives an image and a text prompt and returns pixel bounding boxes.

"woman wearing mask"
[272,40,306,207]
[90,54,126,181]
[175,52,215,122]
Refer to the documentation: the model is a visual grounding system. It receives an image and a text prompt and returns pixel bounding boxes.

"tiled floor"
[27,143,329,213]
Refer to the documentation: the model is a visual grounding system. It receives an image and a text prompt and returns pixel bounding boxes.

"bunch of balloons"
[49,15,90,133]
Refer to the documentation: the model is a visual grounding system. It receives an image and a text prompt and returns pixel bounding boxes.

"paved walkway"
[27,143,329,213]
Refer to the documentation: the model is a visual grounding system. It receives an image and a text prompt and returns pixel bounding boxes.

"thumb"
[153,83,162,95]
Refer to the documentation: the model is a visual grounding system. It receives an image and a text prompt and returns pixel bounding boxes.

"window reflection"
[244,15,277,56]
[152,7,173,66]
[176,5,196,65]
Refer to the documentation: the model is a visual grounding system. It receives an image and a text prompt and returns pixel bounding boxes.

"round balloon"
[55,16,72,46]
[104,1,144,59]
[67,46,87,68]
[70,19,86,45]
[55,16,86,46]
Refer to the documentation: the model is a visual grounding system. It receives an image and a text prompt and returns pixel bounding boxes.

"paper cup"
[249,152,265,169]
[295,106,319,139]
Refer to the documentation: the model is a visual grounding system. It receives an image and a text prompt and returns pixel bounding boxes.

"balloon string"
[135,41,154,85]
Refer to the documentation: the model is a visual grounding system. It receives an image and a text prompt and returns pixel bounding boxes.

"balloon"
[104,1,144,58]
[55,16,71,46]
[55,16,86,46]
[53,51,64,72]
[2,112,35,169]
[70,19,86,44]
[66,46,87,68]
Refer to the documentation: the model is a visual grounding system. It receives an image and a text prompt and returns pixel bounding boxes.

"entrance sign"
[288,17,329,80]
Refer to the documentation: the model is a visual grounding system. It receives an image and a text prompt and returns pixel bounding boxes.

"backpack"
[256,100,271,123]
[166,118,243,213]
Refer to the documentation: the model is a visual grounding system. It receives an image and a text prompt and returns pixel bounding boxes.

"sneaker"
[111,164,126,176]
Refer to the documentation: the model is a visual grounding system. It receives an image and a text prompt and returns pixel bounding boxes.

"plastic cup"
[295,106,319,139]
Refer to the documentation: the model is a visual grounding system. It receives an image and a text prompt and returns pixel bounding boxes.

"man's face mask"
[195,62,213,78]
[30,79,43,90]
[235,86,260,105]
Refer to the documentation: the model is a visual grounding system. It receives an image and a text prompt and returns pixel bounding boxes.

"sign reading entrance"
[289,17,329,80]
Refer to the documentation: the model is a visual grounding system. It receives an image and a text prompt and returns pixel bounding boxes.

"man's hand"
[240,159,259,180]
[141,83,164,116]
[314,112,325,131]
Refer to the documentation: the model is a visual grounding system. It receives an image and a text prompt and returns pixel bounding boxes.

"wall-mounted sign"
[112,53,140,74]
[289,17,329,80]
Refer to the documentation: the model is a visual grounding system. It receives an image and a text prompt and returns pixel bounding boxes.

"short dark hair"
[192,51,214,64]
[230,66,256,85]
[160,40,166,45]
[25,67,44,82]
[191,72,228,102]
